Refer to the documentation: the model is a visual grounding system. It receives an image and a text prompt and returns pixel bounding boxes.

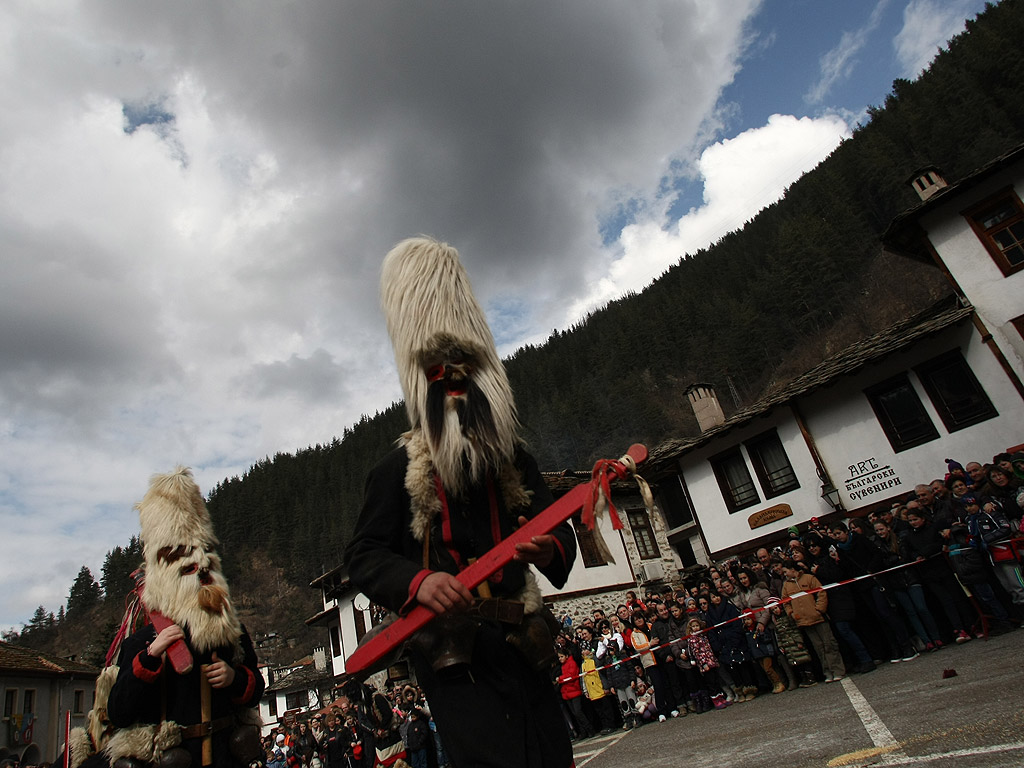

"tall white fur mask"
[380,237,520,493]
[136,466,241,653]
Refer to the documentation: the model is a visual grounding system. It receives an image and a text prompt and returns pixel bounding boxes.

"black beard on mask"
[425,375,502,487]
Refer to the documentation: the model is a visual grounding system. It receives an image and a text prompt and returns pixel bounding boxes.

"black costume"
[345,445,577,768]
[108,624,264,768]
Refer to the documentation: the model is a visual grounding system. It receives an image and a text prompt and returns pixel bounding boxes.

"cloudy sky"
[0,0,987,631]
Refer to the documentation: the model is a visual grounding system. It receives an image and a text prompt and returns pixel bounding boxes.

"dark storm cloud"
[83,1,756,324]
[243,348,344,402]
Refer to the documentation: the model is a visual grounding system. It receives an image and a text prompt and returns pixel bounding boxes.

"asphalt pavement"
[572,630,1024,768]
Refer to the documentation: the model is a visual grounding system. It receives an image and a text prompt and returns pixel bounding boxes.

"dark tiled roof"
[883,143,1024,249]
[643,298,974,478]
[0,641,100,677]
[265,662,334,693]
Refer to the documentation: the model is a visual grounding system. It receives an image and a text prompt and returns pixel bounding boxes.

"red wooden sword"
[344,443,648,676]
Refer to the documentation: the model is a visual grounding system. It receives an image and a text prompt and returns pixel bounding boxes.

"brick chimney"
[908,166,948,202]
[685,383,725,433]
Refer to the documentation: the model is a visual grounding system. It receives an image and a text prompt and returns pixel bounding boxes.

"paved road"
[572,631,1024,768]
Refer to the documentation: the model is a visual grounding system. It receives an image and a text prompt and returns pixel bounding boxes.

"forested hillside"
[10,0,1024,663]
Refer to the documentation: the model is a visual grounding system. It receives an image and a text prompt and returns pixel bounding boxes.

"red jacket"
[558,656,583,700]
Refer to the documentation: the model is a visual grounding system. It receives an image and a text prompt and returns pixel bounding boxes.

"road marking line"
[838,677,908,760]
[833,740,1024,767]
[574,731,628,766]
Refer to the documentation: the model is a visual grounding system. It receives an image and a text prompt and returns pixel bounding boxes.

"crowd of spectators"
[269,449,1024,756]
[550,449,1024,739]
[262,683,447,768]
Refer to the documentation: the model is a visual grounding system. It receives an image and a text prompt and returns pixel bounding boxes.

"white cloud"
[806,0,890,105]
[0,0,763,629]
[894,0,982,78]
[569,114,851,320]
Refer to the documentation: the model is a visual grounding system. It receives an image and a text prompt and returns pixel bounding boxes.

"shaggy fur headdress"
[381,237,520,494]
[136,467,242,654]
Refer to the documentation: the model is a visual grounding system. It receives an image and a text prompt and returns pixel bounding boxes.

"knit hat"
[946,458,966,476]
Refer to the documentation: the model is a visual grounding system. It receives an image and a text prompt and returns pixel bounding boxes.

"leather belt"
[469,597,525,625]
[180,716,234,740]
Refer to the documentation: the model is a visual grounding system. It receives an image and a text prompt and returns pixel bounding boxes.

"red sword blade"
[344,443,647,676]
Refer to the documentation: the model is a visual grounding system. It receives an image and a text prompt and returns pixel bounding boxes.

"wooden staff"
[199,667,213,766]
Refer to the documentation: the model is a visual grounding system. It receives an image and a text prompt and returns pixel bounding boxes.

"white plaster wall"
[676,414,834,555]
[918,166,1024,379]
[802,323,1024,510]
[534,515,634,596]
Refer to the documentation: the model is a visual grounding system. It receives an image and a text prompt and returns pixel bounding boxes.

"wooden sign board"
[748,503,793,530]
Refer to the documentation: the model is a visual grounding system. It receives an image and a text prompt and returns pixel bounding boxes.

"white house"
[0,642,98,765]
[643,145,1024,562]
[257,652,334,736]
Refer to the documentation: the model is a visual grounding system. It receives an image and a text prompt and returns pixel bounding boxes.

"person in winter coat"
[684,616,727,713]
[829,522,918,663]
[764,597,815,687]
[873,518,944,651]
[596,619,638,729]
[961,496,1017,625]
[556,649,593,740]
[901,509,977,644]
[780,560,846,682]
[705,591,756,701]
[580,647,617,734]
[804,533,876,674]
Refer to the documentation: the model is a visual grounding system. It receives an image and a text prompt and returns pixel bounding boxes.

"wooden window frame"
[656,474,696,529]
[709,448,761,513]
[865,374,939,452]
[626,508,660,560]
[744,429,800,499]
[572,514,610,568]
[962,186,1024,276]
[914,349,998,432]
[3,689,16,721]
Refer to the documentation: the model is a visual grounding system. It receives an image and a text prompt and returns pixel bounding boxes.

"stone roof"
[642,298,974,479]
[265,661,334,693]
[0,641,100,678]
[883,142,1024,255]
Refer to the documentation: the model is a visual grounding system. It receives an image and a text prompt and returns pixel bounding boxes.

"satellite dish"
[353,594,370,612]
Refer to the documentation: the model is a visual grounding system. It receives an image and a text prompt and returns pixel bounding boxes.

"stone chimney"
[685,384,725,433]
[312,646,327,672]
[908,166,948,202]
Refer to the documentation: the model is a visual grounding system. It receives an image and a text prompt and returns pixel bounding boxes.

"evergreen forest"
[8,0,1024,666]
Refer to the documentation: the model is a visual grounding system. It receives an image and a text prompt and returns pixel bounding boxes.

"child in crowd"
[742,612,785,694]
[684,616,726,712]
[765,596,817,687]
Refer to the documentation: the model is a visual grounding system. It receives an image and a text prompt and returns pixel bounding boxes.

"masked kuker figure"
[106,468,264,768]
[345,237,577,768]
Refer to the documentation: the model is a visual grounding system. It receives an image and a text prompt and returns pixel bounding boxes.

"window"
[329,625,342,658]
[268,697,278,717]
[23,689,34,715]
[3,689,15,720]
[73,690,85,716]
[915,350,997,431]
[865,374,939,452]
[626,509,660,560]
[285,690,309,710]
[656,475,695,529]
[1012,313,1024,341]
[572,515,610,568]
[964,188,1024,276]
[745,430,799,497]
[710,449,760,513]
